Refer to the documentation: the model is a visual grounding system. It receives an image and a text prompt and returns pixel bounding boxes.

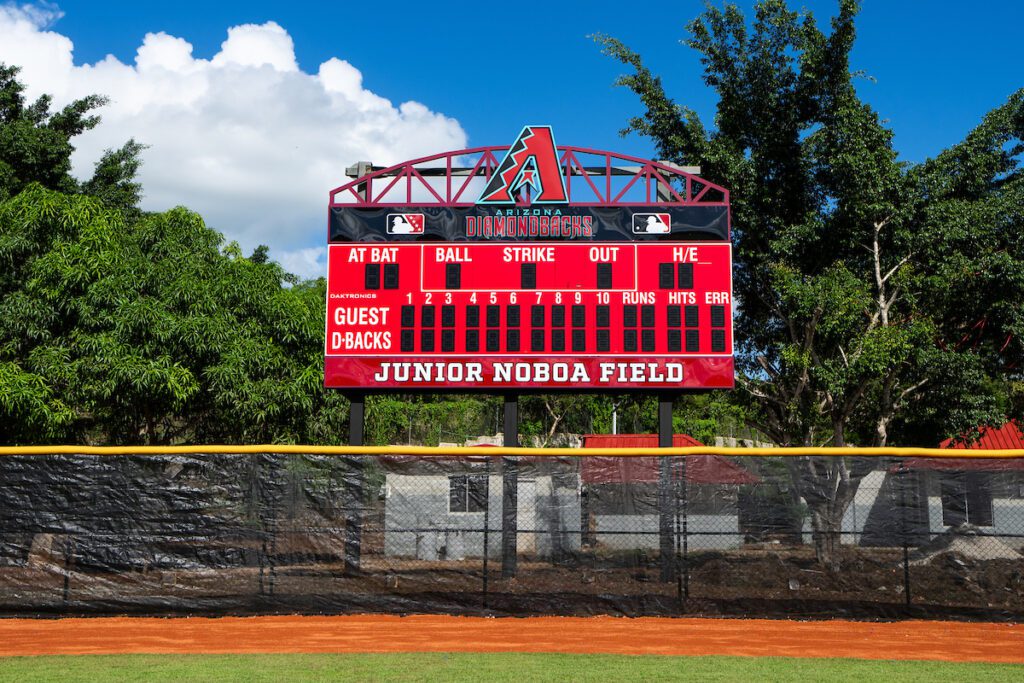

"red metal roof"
[581,434,760,485]
[902,421,1024,472]
[585,434,706,449]
[939,421,1024,450]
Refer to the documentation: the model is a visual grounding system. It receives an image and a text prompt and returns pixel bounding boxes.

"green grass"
[1,653,1021,682]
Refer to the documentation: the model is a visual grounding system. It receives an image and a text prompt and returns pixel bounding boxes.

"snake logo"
[478,126,568,205]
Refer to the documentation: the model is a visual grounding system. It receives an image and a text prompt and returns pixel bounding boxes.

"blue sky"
[51,0,1024,163]
[2,1,1022,276]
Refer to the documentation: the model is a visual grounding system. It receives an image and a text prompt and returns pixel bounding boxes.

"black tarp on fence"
[1,452,1022,620]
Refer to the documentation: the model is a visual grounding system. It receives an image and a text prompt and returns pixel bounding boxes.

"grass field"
[1,653,1022,682]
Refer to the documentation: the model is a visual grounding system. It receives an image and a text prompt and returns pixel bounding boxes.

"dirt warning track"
[1,615,1023,663]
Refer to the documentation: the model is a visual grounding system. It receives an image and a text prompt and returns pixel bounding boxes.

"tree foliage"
[0,63,349,445]
[0,185,347,445]
[0,63,144,211]
[80,139,146,214]
[597,0,1023,566]
[0,64,104,201]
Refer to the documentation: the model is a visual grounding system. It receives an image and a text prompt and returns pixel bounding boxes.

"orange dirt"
[1,615,1023,663]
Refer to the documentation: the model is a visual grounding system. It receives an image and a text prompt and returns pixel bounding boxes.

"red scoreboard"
[326,241,732,389]
[325,127,734,391]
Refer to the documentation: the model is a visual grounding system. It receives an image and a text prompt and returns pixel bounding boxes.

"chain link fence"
[1,450,1022,619]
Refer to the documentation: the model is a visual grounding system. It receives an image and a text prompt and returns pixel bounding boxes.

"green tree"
[366,395,498,446]
[0,186,101,442]
[904,91,1024,439]
[0,64,348,446]
[80,139,146,213]
[0,185,348,445]
[597,0,1020,566]
[0,63,145,210]
[0,64,103,201]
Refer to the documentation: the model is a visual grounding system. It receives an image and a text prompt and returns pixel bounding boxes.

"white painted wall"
[383,474,580,559]
[925,496,1024,550]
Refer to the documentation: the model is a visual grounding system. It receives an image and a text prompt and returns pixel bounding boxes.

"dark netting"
[1,452,1022,620]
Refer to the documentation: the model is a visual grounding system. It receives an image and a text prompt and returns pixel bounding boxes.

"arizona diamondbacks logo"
[477,125,568,205]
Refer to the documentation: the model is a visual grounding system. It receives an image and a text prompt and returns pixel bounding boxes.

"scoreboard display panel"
[325,126,734,391]
[326,241,732,389]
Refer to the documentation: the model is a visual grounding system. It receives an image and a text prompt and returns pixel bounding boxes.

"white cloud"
[279,246,326,281]
[0,4,467,279]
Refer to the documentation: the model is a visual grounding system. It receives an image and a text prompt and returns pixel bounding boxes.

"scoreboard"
[325,241,732,390]
[324,127,734,391]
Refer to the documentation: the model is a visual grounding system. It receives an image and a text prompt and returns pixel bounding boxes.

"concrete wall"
[841,470,886,544]
[795,468,1024,550]
[926,496,1024,550]
[800,469,888,546]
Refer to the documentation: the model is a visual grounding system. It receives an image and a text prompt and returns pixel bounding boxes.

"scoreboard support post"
[344,158,369,578]
[344,393,365,575]
[348,394,365,446]
[502,395,519,578]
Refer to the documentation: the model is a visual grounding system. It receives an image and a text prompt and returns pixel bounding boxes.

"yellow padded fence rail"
[0,445,1023,458]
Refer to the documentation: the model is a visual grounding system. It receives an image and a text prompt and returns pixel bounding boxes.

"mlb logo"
[632,213,671,234]
[386,213,425,234]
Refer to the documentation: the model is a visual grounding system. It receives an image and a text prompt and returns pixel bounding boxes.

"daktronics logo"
[478,126,567,205]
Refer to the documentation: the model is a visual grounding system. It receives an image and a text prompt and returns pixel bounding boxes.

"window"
[449,475,487,513]
[1012,473,1024,499]
[940,472,993,527]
